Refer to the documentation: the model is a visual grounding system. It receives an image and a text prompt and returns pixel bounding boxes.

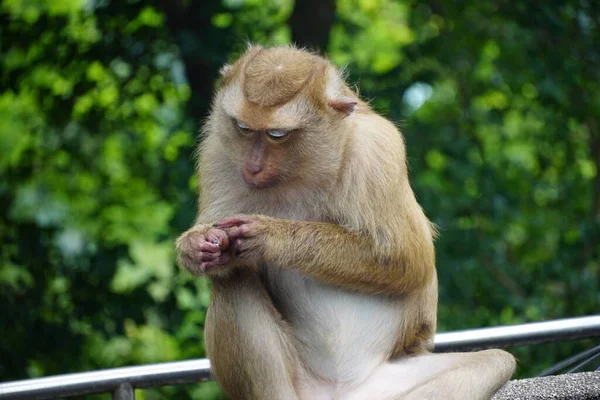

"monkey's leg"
[342,349,515,400]
[204,268,301,400]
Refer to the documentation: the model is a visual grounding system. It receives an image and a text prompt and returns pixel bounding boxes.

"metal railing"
[1,315,599,400]
[434,315,600,352]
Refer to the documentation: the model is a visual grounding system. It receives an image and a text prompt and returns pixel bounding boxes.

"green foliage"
[0,1,205,397]
[1,0,598,398]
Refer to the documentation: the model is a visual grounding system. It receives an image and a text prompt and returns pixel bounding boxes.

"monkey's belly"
[263,267,404,383]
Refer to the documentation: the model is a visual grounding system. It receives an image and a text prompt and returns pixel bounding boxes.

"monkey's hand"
[176,225,232,275]
[214,215,271,262]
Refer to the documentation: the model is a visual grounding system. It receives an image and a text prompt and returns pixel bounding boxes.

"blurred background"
[0,0,598,398]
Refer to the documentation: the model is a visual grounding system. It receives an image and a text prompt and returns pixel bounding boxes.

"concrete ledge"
[494,372,600,399]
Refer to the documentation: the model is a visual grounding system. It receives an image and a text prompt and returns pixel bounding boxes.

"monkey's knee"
[480,349,516,382]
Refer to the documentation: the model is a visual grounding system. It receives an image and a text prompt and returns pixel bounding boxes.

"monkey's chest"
[262,266,404,382]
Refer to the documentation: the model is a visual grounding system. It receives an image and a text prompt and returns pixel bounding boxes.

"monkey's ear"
[329,96,358,116]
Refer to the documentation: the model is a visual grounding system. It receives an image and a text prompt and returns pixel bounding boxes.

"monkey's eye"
[235,120,251,134]
[266,129,288,139]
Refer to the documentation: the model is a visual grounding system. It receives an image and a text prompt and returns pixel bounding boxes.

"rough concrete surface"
[494,372,600,400]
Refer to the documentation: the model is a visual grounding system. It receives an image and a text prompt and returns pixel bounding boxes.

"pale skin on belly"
[176,44,516,399]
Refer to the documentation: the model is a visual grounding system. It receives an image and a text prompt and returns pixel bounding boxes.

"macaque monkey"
[176,45,515,400]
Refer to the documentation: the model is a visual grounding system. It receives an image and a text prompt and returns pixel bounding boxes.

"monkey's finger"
[225,224,258,241]
[200,255,230,271]
[206,228,230,249]
[200,251,222,261]
[197,242,220,253]
[213,216,253,228]
[224,226,244,240]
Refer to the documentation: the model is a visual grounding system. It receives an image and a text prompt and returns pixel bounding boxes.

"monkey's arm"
[215,215,435,295]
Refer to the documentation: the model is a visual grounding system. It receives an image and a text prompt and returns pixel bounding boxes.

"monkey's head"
[206,45,360,190]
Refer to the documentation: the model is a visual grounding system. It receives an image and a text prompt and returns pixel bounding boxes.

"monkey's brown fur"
[176,45,515,400]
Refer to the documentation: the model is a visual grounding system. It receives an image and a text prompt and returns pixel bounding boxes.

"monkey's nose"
[245,162,262,175]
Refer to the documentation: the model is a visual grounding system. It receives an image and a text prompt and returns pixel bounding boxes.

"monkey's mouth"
[241,169,280,189]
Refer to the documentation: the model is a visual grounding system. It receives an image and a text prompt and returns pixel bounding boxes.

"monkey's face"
[211,95,337,190]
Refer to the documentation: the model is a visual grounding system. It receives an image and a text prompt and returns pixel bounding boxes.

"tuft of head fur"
[243,47,317,107]
[216,44,361,122]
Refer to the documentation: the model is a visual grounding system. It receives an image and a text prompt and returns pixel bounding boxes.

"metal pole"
[0,359,211,400]
[434,315,600,352]
[112,383,134,400]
